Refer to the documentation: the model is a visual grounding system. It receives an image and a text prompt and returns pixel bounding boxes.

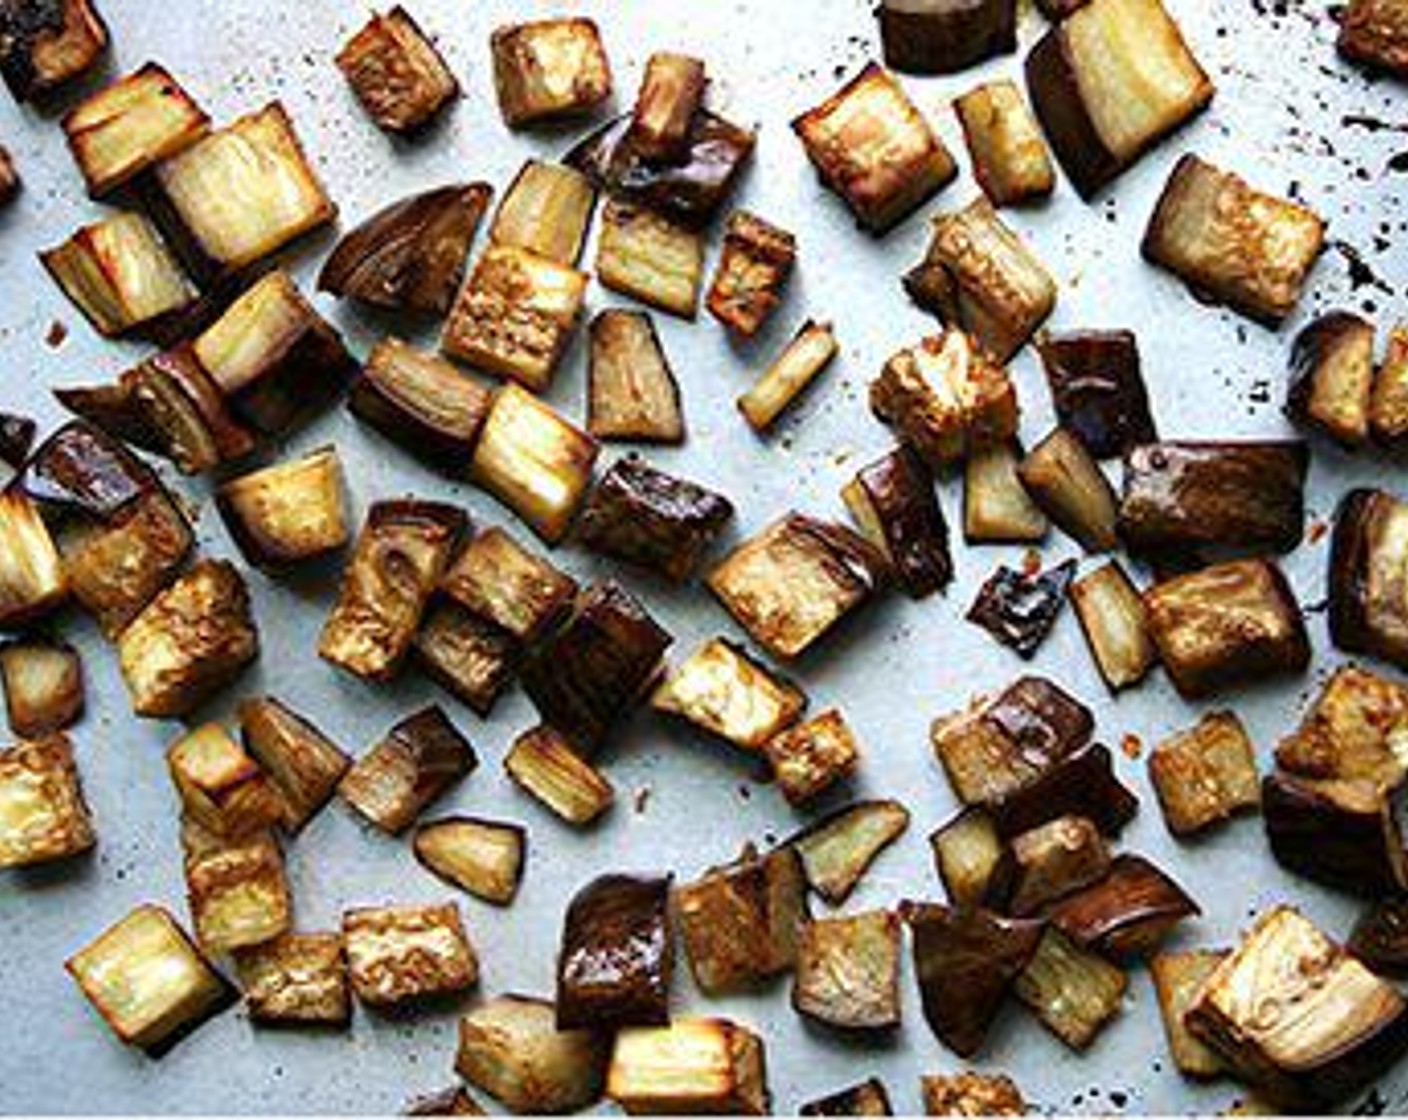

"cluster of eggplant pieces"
[1286,311,1408,450]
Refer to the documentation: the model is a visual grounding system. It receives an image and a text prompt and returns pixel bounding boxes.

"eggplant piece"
[800,1079,893,1117]
[953,80,1054,207]
[877,0,1015,75]
[630,52,705,162]
[491,160,595,267]
[842,446,953,598]
[1349,897,1408,977]
[902,902,1042,1058]
[19,420,152,523]
[183,829,291,953]
[1018,429,1118,551]
[520,581,672,753]
[785,799,910,905]
[402,1087,483,1116]
[596,198,704,320]
[0,410,35,468]
[607,1018,770,1115]
[987,741,1137,840]
[1014,926,1127,1049]
[319,184,492,316]
[921,1073,1025,1117]
[792,63,956,234]
[557,873,673,1030]
[1262,773,1406,895]
[1275,665,1408,790]
[1150,950,1228,1078]
[1329,488,1408,670]
[1008,815,1110,916]
[0,491,66,629]
[0,143,14,202]
[319,500,466,682]
[650,637,806,752]
[337,7,459,134]
[237,695,351,832]
[764,709,861,806]
[1038,331,1154,462]
[234,931,350,1027]
[414,600,518,716]
[0,638,82,738]
[1144,558,1309,698]
[338,705,476,834]
[588,310,684,444]
[1048,853,1199,957]
[905,199,1056,363]
[343,902,478,1007]
[963,442,1047,543]
[490,17,612,128]
[457,995,609,1114]
[167,723,287,840]
[1024,0,1213,198]
[0,0,107,102]
[440,525,576,644]
[1148,711,1259,836]
[929,808,1013,909]
[349,337,494,473]
[1069,561,1156,691]
[707,512,887,661]
[1287,312,1375,447]
[115,347,257,474]
[737,320,839,433]
[1118,440,1308,555]
[966,558,1076,659]
[1370,325,1408,446]
[413,816,525,905]
[215,447,349,570]
[505,725,614,826]
[706,210,797,339]
[0,735,95,868]
[1187,905,1408,1109]
[1338,0,1408,75]
[792,909,901,1032]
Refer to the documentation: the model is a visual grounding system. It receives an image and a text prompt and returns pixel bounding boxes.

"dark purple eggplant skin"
[576,455,734,583]
[852,446,953,598]
[387,704,479,794]
[1262,772,1406,897]
[1285,310,1374,444]
[1329,488,1408,670]
[0,410,36,468]
[1024,26,1121,200]
[556,872,674,1031]
[16,420,154,521]
[980,676,1095,784]
[991,743,1138,839]
[966,559,1076,659]
[1349,897,1408,978]
[878,0,1017,76]
[1048,854,1199,958]
[54,380,167,455]
[1038,331,1154,460]
[225,316,359,438]
[799,1078,894,1117]
[901,901,1044,1058]
[1118,440,1308,554]
[347,355,492,476]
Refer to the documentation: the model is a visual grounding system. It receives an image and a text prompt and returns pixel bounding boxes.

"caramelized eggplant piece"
[921,1072,1026,1117]
[1370,325,1408,446]
[490,17,612,128]
[0,735,95,868]
[319,184,492,316]
[1338,0,1408,75]
[337,7,459,134]
[19,420,151,522]
[786,799,910,904]
[1048,853,1198,957]
[1008,815,1109,915]
[557,873,673,1030]
[413,600,517,716]
[878,0,1015,75]
[1287,311,1375,447]
[1150,949,1228,1078]
[0,0,107,101]
[1038,330,1153,459]
[338,705,476,834]
[1070,561,1156,691]
[215,447,349,570]
[1350,897,1408,977]
[1018,430,1118,551]
[963,442,1047,543]
[1024,0,1213,198]
[588,310,683,444]
[343,902,478,1007]
[491,160,595,266]
[966,558,1076,659]
[113,347,256,474]
[596,198,704,320]
[0,491,66,629]
[413,816,525,905]
[238,695,351,832]
[1330,488,1408,670]
[1014,926,1127,1049]
[953,80,1054,207]
[792,909,901,1032]
[1275,665,1408,790]
[706,211,796,339]
[0,410,35,468]
[505,725,614,826]
[608,1018,770,1115]
[990,742,1138,839]
[1149,711,1259,836]
[737,320,839,432]
[800,1079,893,1117]
[439,525,576,644]
[183,829,291,953]
[456,995,609,1114]
[929,809,1013,909]
[0,638,82,738]
[630,52,705,162]
[764,709,861,805]
[167,723,286,840]
[1262,773,1406,895]
[234,931,350,1027]
[842,446,953,598]
[650,637,805,752]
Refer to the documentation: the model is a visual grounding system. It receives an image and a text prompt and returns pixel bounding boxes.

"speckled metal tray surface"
[0,0,1405,1114]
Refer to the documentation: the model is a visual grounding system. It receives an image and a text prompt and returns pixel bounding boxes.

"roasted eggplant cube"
[963,442,1047,542]
[1070,561,1156,691]
[66,905,230,1054]
[792,909,900,1032]
[787,799,910,904]
[596,199,704,320]
[490,17,612,127]
[184,830,291,953]
[630,52,705,162]
[1338,0,1408,75]
[1349,896,1408,978]
[337,7,459,134]
[216,447,348,570]
[1276,665,1408,789]
[413,816,525,905]
[439,525,576,643]
[0,736,94,868]
[1287,312,1376,447]
[0,639,83,738]
[17,417,154,521]
[234,931,349,1026]
[1262,773,1406,895]
[1008,815,1109,915]
[1014,926,1127,1049]
[1149,710,1259,836]
[0,0,107,101]
[1370,325,1408,445]
[1025,0,1213,198]
[737,320,839,433]
[338,705,476,835]
[792,64,956,233]
[557,873,673,1030]
[953,80,1054,207]
[764,709,860,805]
[1039,330,1153,459]
[1017,429,1118,552]
[966,558,1075,659]
[168,723,287,840]
[588,310,684,444]
[238,695,351,832]
[1150,950,1227,1078]
[878,0,1016,75]
[504,725,614,825]
[842,446,952,598]
[800,1079,893,1117]
[651,638,805,751]
[929,808,1012,909]
[0,409,34,467]
[1048,853,1199,957]
[989,742,1138,839]
[343,902,478,1007]
[1330,488,1408,670]
[413,600,518,716]
[491,160,595,266]
[921,1073,1025,1117]
[706,211,797,338]
[608,1018,770,1115]
[319,500,465,683]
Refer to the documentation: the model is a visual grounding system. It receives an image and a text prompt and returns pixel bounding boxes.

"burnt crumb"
[634,787,651,815]
[1248,379,1272,403]
[1333,241,1394,295]
[1109,1091,1128,1109]
[1342,114,1408,134]
[1389,153,1408,174]
[44,320,67,348]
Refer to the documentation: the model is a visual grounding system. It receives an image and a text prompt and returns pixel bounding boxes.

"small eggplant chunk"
[791,63,957,233]
[491,160,595,266]
[1007,815,1110,916]
[737,320,839,432]
[1287,312,1376,447]
[800,1078,893,1117]
[216,447,349,570]
[1187,906,1408,1109]
[1330,488,1408,670]
[1339,0,1408,75]
[1150,950,1228,1078]
[338,705,476,835]
[1371,325,1408,446]
[0,638,82,737]
[1143,559,1309,699]
[440,526,576,643]
[1024,0,1213,198]
[589,310,684,444]
[1275,665,1408,790]
[963,442,1047,543]
[343,902,478,1008]
[337,7,459,134]
[0,735,95,868]
[902,902,1042,1058]
[596,198,704,319]
[1148,711,1259,836]
[706,211,796,338]
[19,419,153,522]
[413,600,518,716]
[238,695,351,832]
[1349,897,1408,977]
[234,931,349,1027]
[786,799,910,904]
[1048,853,1199,957]
[921,1073,1025,1117]
[167,723,287,840]
[650,638,806,752]
[557,873,674,1030]
[456,995,610,1114]
[505,725,614,826]
[929,808,1013,909]
[402,1087,483,1116]
[319,184,492,316]
[765,709,860,806]
[66,905,232,1055]
[0,410,35,467]
[183,829,292,953]
[1262,773,1406,896]
[607,1018,770,1115]
[1014,926,1127,1049]
[792,909,901,1032]
[413,816,525,905]
[878,0,1016,75]
[990,742,1138,839]
[966,558,1076,659]
[1038,330,1153,459]
[490,18,612,128]
[0,0,107,102]
[0,144,14,202]
[1070,561,1156,691]
[1018,429,1118,551]
[630,52,705,162]
[842,446,953,598]
[953,80,1054,207]
[577,456,733,582]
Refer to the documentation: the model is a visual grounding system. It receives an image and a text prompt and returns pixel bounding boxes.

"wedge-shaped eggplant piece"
[216,447,349,570]
[843,446,952,598]
[1070,561,1155,691]
[1349,897,1408,977]
[1118,441,1308,555]
[1014,926,1126,1049]
[608,1018,769,1115]
[577,456,733,582]
[18,418,152,521]
[707,513,886,661]
[1187,906,1408,1109]
[1151,949,1227,1078]
[319,500,465,682]
[343,901,477,1007]
[630,52,705,162]
[117,559,258,718]
[149,102,336,280]
[319,184,491,315]
[339,706,476,835]
[238,695,351,832]
[1008,815,1109,916]
[66,905,231,1055]
[800,1079,893,1117]
[906,200,1055,363]
[0,735,94,868]
[991,742,1138,839]
[1287,312,1375,447]
[413,816,524,905]
[414,601,517,716]
[878,0,1016,75]
[0,409,35,467]
[929,808,1013,909]
[41,211,196,338]
[792,64,956,233]
[1025,0,1213,198]
[1048,853,1199,957]
[588,310,683,444]
[337,7,459,134]
[596,199,704,320]
[491,160,594,267]
[1039,330,1153,459]
[505,725,614,825]
[921,1072,1025,1117]
[490,17,611,128]
[786,799,910,904]
[903,902,1042,1057]
[184,829,291,953]
[1275,665,1408,790]
[966,558,1076,659]
[963,442,1047,542]
[1018,431,1117,552]
[0,0,107,101]
[521,581,672,753]
[168,723,287,840]
[765,709,860,805]
[1330,488,1408,670]
[1371,325,1408,446]
[557,873,673,1030]
[1338,0,1408,75]
[792,909,900,1032]
[1149,710,1259,836]
[954,80,1054,207]
[1144,559,1309,699]
[63,63,208,196]
[402,1087,483,1116]
[440,525,576,643]
[737,320,839,432]
[234,931,349,1026]
[1262,773,1406,895]
[706,211,796,338]
[457,995,609,1114]
[0,639,82,738]
[651,638,805,752]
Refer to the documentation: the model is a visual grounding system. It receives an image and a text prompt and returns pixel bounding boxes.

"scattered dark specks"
[1248,379,1272,404]
[44,320,67,348]
[1389,152,1408,174]
[1333,240,1394,295]
[1109,1090,1129,1109]
[737,783,751,801]
[633,787,651,814]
